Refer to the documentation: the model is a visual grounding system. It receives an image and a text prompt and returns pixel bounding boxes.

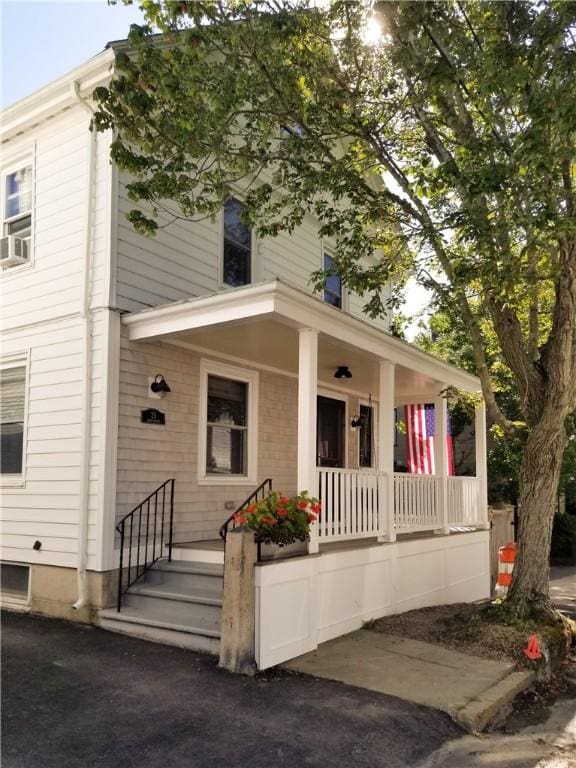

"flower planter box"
[258,539,308,561]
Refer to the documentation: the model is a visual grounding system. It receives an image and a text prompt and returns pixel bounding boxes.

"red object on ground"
[500,543,517,564]
[497,572,512,587]
[523,635,542,660]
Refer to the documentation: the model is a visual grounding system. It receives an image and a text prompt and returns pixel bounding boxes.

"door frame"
[357,398,378,470]
[317,388,348,469]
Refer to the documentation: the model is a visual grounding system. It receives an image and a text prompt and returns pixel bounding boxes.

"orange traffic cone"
[523,634,542,660]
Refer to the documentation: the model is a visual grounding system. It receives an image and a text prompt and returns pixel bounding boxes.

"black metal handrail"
[218,478,273,542]
[116,479,175,612]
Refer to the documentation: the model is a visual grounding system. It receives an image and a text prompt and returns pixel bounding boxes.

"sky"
[1,0,144,108]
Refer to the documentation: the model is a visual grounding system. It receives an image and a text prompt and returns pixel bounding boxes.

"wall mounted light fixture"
[334,365,352,380]
[150,373,171,396]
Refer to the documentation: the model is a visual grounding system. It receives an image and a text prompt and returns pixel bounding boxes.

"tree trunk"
[507,420,567,617]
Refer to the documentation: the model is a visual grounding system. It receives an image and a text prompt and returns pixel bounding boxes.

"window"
[223,198,252,287]
[358,404,374,468]
[280,123,304,138]
[3,164,32,240]
[0,563,30,603]
[198,360,258,484]
[206,375,248,476]
[323,252,342,309]
[0,364,26,476]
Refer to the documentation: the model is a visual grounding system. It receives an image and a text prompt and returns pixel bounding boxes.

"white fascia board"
[123,282,280,340]
[0,49,115,142]
[122,279,481,392]
[271,281,481,392]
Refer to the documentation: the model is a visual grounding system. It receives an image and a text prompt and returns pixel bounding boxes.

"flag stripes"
[404,403,454,476]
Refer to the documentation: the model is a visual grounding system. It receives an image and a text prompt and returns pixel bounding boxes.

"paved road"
[550,565,576,617]
[2,612,460,768]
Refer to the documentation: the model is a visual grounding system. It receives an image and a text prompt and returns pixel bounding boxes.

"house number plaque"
[141,408,166,425]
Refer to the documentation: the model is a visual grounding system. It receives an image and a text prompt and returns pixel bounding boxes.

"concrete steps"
[98,559,223,655]
[169,540,225,565]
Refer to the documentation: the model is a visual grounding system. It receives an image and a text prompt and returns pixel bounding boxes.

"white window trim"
[218,197,258,290]
[321,241,347,312]
[317,388,348,469]
[198,358,259,486]
[0,147,36,275]
[357,398,377,470]
[0,350,30,488]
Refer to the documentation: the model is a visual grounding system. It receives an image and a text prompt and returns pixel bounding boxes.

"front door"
[317,395,346,468]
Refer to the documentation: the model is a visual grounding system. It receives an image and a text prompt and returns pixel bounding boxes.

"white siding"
[0,310,116,571]
[0,102,115,574]
[115,173,220,312]
[115,175,390,331]
[0,108,111,330]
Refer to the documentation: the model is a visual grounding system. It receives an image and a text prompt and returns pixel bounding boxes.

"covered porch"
[122,279,488,550]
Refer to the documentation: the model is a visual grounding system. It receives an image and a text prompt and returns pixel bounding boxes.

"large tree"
[94,0,576,617]
[413,304,576,511]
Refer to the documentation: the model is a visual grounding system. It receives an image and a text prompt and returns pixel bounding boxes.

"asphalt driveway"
[2,611,460,768]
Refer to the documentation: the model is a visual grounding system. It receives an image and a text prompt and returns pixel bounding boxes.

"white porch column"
[297,328,319,553]
[475,400,490,528]
[377,360,396,542]
[433,389,450,534]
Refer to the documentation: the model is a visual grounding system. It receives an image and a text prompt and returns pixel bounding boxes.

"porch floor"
[172,528,480,559]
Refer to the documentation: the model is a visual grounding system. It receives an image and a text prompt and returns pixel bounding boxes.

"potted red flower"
[233,490,321,560]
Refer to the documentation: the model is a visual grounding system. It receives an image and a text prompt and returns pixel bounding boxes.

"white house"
[0,42,491,669]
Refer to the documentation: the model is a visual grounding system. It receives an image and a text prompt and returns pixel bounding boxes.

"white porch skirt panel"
[254,530,490,670]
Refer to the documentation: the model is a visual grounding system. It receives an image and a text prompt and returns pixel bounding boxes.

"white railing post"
[377,360,396,542]
[475,400,490,529]
[433,390,450,535]
[298,328,319,553]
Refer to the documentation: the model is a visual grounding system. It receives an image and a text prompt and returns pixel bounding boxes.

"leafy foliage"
[550,512,576,564]
[415,307,575,508]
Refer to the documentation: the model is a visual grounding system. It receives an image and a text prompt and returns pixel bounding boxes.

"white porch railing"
[393,473,442,533]
[316,468,483,543]
[316,468,386,541]
[447,476,482,526]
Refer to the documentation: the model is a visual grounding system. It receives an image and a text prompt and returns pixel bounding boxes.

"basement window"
[0,562,30,602]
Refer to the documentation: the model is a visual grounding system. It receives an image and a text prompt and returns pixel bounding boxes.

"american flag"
[405,403,454,475]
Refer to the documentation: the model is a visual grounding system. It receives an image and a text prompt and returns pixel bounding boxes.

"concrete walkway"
[285,630,534,732]
[415,659,576,768]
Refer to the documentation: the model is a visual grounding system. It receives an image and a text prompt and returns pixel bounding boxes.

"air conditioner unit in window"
[0,235,29,268]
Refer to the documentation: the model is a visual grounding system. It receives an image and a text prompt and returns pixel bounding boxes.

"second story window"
[0,363,26,477]
[223,198,252,287]
[1,163,32,268]
[4,164,32,239]
[323,252,342,309]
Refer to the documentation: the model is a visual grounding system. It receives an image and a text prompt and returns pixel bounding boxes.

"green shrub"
[550,513,576,564]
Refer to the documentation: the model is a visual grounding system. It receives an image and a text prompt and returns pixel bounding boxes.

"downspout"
[71,81,97,611]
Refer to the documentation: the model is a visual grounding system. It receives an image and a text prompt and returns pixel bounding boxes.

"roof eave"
[0,48,115,142]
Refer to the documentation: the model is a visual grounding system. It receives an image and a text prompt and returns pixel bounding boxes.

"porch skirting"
[254,529,490,670]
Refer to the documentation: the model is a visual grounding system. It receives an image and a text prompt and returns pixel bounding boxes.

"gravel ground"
[2,611,461,768]
[365,602,562,666]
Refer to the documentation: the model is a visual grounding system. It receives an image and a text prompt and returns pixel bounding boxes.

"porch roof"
[122,279,481,394]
